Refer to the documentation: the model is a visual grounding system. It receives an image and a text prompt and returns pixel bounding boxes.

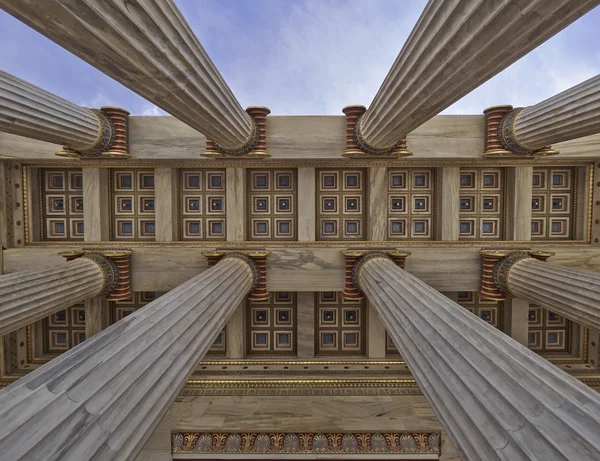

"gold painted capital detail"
[80,252,120,297]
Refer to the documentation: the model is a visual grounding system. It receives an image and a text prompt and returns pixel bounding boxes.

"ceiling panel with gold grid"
[457,291,504,331]
[178,168,226,240]
[387,168,435,240]
[247,169,297,240]
[110,169,155,240]
[39,168,84,241]
[42,304,86,355]
[459,168,506,240]
[246,292,297,356]
[531,167,577,240]
[315,292,365,356]
[316,169,366,241]
[528,304,572,353]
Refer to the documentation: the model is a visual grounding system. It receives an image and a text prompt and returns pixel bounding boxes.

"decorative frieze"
[171,432,441,456]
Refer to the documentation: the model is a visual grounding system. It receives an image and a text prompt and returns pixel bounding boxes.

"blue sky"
[1,0,599,117]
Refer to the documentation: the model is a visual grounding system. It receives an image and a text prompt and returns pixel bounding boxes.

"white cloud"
[179,0,600,116]
[140,103,166,116]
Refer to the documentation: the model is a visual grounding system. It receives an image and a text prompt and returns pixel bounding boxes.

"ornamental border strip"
[171,431,441,455]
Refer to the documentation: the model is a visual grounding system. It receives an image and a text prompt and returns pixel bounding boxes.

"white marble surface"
[504,298,529,346]
[5,245,600,293]
[226,301,244,359]
[1,1,253,148]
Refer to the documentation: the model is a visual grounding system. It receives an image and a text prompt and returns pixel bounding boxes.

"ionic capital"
[57,106,130,159]
[342,105,411,158]
[480,249,554,300]
[201,107,269,159]
[202,249,269,300]
[59,248,133,299]
[341,249,411,300]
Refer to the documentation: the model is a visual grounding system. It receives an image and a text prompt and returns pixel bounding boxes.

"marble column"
[357,254,600,460]
[357,0,599,148]
[503,74,600,153]
[1,0,254,149]
[0,255,256,461]
[498,253,600,331]
[0,70,111,153]
[0,254,116,336]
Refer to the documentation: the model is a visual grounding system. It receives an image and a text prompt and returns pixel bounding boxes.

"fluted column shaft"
[0,257,107,336]
[507,257,600,330]
[0,70,101,150]
[512,74,600,149]
[0,256,254,461]
[1,0,254,148]
[359,256,600,460]
[359,0,600,147]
